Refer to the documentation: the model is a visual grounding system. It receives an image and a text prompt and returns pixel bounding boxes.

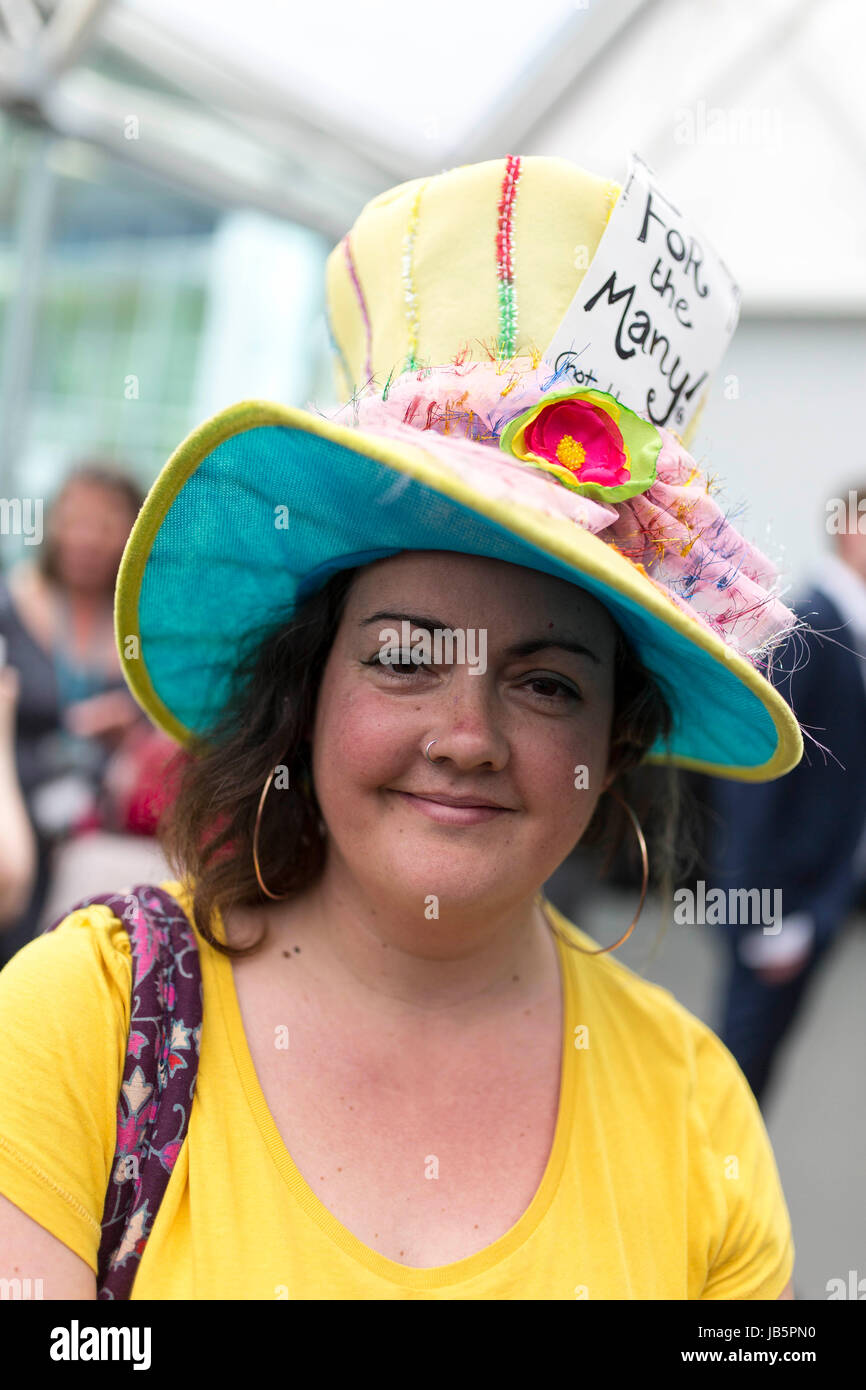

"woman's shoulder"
[3,562,56,649]
[5,561,49,609]
[0,565,27,625]
[546,897,732,1075]
[0,879,203,1074]
[0,895,133,1024]
[0,877,199,1004]
[547,898,791,1265]
[0,895,135,1159]
[34,879,206,959]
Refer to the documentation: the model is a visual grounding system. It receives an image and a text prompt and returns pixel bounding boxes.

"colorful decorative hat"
[115,155,804,781]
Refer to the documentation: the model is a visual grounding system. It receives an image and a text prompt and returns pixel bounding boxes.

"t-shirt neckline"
[206,891,578,1291]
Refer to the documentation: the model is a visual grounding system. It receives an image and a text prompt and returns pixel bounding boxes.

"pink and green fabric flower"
[498,387,661,503]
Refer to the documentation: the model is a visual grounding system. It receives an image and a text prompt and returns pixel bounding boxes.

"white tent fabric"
[1,0,863,309]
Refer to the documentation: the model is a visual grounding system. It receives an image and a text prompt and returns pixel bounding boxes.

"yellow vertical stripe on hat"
[409,160,505,369]
[349,175,425,386]
[510,158,621,365]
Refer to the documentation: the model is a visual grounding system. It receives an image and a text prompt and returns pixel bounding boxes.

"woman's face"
[309,551,619,922]
[49,481,137,593]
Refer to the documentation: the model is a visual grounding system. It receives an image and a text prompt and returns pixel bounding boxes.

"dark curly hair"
[157,564,696,958]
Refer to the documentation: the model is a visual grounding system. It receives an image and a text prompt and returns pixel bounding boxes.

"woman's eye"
[363,653,427,676]
[524,675,581,702]
[362,655,580,700]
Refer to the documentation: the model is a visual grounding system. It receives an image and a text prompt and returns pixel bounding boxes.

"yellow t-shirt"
[0,879,794,1299]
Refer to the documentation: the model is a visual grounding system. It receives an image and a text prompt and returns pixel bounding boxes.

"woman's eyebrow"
[360,611,600,665]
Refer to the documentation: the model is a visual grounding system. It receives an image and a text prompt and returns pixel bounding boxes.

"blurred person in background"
[0,658,37,927]
[701,481,866,1107]
[0,462,159,967]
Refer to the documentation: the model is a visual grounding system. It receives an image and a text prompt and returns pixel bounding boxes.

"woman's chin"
[359,857,528,910]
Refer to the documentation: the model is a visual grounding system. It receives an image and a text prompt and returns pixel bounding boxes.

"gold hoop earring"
[253,765,289,901]
[537,786,649,956]
[252,762,321,901]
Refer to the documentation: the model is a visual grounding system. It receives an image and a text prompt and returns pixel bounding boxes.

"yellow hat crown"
[325,155,621,399]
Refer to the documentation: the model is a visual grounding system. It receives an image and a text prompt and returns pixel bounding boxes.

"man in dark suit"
[702,488,866,1106]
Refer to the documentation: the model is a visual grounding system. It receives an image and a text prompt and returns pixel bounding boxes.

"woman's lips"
[392,791,510,825]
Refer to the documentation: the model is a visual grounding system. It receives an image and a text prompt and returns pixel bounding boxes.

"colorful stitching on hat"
[332,357,799,666]
[402,180,429,371]
[495,155,522,359]
[342,233,373,385]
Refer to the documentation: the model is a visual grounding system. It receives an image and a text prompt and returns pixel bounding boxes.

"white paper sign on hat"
[543,153,741,434]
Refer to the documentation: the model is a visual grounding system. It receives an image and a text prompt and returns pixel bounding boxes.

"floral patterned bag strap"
[44,882,203,1299]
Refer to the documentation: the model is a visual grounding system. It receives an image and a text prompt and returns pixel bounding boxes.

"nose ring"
[424,738,440,763]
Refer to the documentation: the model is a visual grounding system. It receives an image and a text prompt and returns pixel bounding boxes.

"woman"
[0,660,37,927]
[0,463,145,965]
[0,155,803,1298]
[8,461,144,748]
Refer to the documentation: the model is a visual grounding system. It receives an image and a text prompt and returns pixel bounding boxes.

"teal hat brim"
[115,400,802,781]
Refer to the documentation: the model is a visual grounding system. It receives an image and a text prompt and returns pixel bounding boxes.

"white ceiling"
[124,0,584,165]
[524,0,866,312]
